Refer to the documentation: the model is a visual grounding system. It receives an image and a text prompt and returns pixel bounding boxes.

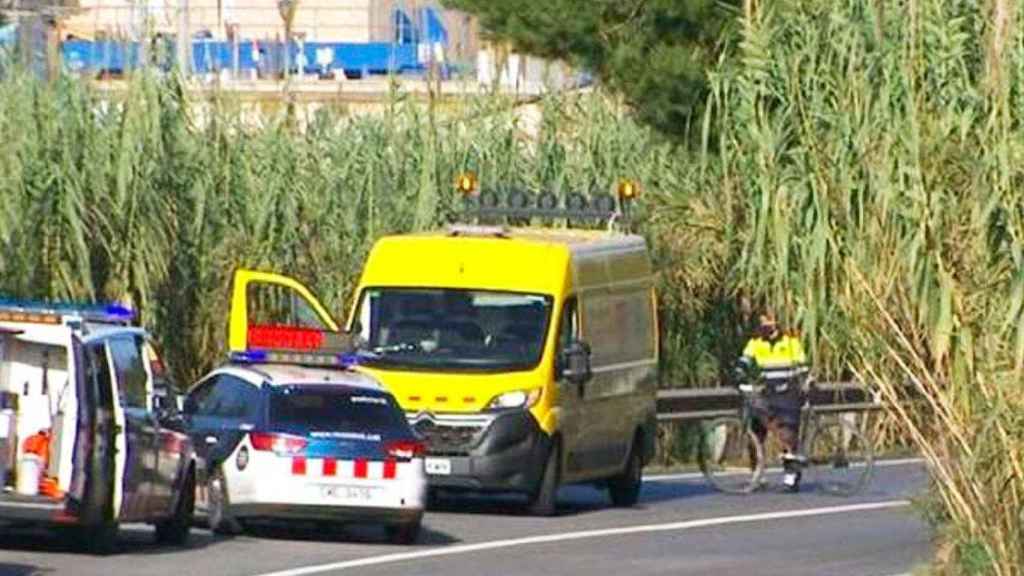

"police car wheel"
[386,520,421,545]
[209,469,242,536]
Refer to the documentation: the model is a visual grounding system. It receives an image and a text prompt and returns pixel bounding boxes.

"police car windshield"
[353,288,553,372]
[269,386,408,436]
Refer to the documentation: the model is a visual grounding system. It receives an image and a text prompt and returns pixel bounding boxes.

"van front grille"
[408,413,493,457]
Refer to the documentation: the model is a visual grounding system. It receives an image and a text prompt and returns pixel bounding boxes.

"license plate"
[319,485,377,502]
[425,457,451,476]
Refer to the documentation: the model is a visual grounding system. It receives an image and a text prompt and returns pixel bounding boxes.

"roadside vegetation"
[0,0,1021,573]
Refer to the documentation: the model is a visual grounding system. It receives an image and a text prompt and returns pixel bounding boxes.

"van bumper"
[424,411,550,494]
[0,496,74,526]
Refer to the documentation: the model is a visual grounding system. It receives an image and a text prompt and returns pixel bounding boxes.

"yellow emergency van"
[345,181,658,515]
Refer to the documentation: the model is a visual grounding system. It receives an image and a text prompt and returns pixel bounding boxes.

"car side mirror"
[560,340,592,385]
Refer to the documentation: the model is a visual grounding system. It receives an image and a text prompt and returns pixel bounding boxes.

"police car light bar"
[229,349,358,368]
[0,298,136,325]
[247,325,325,351]
[236,324,357,368]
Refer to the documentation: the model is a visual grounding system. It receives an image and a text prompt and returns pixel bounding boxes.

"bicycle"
[697,377,875,496]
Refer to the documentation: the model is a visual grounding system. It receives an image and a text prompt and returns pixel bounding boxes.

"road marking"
[645,457,926,482]
[253,500,911,576]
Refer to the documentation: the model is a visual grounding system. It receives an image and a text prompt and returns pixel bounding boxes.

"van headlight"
[485,389,541,411]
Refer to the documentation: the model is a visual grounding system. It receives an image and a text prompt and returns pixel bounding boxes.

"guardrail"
[655,382,881,422]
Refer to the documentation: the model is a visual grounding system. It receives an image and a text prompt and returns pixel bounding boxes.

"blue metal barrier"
[61,39,425,77]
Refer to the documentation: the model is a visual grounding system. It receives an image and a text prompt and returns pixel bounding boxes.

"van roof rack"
[452,174,640,231]
[0,298,135,325]
[446,224,510,238]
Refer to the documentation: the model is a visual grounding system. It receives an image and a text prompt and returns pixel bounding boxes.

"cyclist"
[736,310,809,492]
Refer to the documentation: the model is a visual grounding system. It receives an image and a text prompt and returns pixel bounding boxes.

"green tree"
[443,0,738,140]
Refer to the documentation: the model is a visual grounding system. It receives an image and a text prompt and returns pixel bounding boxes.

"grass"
[0,71,687,384]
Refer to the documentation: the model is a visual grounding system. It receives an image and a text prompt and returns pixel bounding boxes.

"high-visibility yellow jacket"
[742,334,808,386]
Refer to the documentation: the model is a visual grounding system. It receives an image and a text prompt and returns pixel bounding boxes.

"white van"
[0,302,197,553]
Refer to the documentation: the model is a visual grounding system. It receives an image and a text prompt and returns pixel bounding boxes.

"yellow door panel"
[228,269,340,352]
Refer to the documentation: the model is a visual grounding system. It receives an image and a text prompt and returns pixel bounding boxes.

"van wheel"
[608,439,642,507]
[526,441,559,517]
[155,468,194,545]
[86,521,119,555]
[208,468,242,536]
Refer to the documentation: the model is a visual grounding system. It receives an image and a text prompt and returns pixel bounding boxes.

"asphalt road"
[0,460,932,576]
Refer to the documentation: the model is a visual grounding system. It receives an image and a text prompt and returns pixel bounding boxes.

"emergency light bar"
[247,325,325,350]
[0,298,135,325]
[234,324,356,368]
[229,349,358,368]
[455,175,639,227]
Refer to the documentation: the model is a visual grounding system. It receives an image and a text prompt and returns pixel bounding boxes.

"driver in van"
[737,309,809,492]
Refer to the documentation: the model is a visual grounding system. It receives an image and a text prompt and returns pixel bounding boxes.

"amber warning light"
[456,172,478,195]
[617,179,640,201]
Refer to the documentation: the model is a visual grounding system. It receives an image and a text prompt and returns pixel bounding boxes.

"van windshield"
[353,288,553,371]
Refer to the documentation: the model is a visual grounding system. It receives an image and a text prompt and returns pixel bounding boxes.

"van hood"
[352,365,547,413]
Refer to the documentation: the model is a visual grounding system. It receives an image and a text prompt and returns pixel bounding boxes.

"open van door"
[69,335,125,530]
[227,269,346,355]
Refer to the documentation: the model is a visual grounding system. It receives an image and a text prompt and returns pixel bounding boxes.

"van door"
[227,269,342,354]
[72,339,126,526]
[555,297,587,482]
[575,290,634,479]
[578,286,658,480]
[108,335,161,520]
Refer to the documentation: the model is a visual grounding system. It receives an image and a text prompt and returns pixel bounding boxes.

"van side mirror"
[560,341,592,385]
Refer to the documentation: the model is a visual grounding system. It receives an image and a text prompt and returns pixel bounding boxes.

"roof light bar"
[0,310,62,325]
[229,349,356,368]
[247,324,326,351]
[0,298,136,325]
[458,184,636,226]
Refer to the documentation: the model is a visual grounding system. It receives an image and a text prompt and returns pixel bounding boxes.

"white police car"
[185,269,427,543]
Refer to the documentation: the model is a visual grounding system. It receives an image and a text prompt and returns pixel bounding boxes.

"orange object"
[22,430,50,460]
[23,431,61,498]
[39,475,63,499]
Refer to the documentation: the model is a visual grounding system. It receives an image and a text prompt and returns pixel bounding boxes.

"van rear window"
[269,386,408,435]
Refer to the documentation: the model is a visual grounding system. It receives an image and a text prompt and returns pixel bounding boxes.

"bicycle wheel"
[805,415,874,496]
[698,416,765,494]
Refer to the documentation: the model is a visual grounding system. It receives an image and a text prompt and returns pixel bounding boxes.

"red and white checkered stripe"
[290,457,399,480]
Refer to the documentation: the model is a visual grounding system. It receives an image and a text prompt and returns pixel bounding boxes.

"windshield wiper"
[358,342,420,358]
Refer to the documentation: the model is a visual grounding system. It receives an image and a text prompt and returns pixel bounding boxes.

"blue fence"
[62,39,426,77]
[58,6,450,78]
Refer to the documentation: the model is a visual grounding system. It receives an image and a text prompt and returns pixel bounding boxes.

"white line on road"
[644,457,926,482]
[253,500,912,576]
